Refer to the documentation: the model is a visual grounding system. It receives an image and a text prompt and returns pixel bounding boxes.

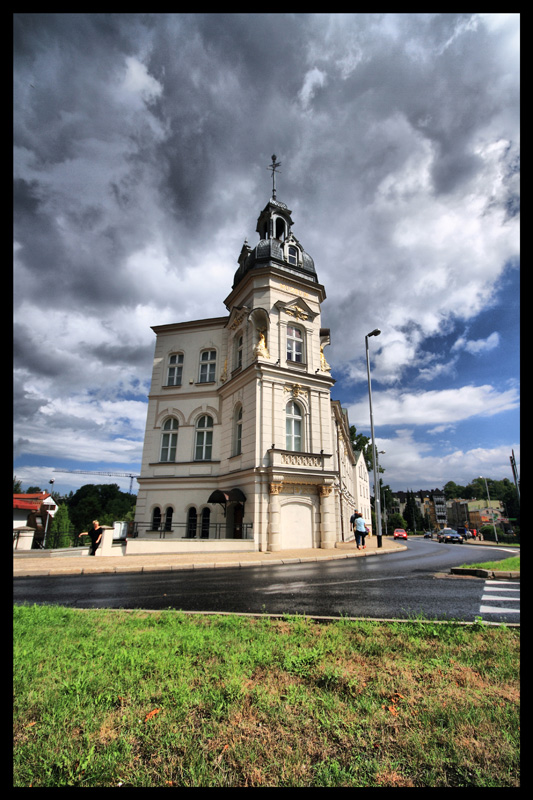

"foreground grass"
[13,606,519,788]
[459,556,520,572]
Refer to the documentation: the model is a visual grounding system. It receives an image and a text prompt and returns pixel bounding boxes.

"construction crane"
[53,469,139,493]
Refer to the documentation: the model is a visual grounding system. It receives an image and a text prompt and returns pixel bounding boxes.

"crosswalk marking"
[478,580,519,622]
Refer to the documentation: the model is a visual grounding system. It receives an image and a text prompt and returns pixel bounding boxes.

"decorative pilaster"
[318,484,336,549]
[268,482,283,551]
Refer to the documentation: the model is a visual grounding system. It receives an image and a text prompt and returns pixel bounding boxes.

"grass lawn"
[459,556,520,572]
[13,605,520,788]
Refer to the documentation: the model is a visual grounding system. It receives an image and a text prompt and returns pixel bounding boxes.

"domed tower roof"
[232,155,317,289]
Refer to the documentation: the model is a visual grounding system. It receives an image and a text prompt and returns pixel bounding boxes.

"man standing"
[79,520,103,555]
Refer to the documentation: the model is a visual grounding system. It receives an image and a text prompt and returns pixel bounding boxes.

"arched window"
[286,401,303,451]
[151,507,161,531]
[160,417,179,461]
[234,405,243,456]
[288,245,298,266]
[201,507,211,539]
[287,325,304,363]
[164,507,173,532]
[195,415,213,460]
[187,507,197,538]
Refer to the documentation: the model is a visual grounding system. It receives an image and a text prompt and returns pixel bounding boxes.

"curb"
[13,545,407,578]
[450,567,520,579]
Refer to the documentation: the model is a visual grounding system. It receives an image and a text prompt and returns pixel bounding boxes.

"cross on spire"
[268,154,282,199]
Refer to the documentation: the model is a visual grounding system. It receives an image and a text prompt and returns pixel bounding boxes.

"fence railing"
[130,522,253,540]
[13,528,85,550]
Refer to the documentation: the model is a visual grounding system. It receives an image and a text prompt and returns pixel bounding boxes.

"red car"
[393,529,408,540]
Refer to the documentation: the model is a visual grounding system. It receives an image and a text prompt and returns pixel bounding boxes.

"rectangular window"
[195,431,213,460]
[199,350,217,382]
[167,353,184,386]
[287,326,303,362]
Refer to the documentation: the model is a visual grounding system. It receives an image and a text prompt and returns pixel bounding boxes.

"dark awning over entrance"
[207,488,247,505]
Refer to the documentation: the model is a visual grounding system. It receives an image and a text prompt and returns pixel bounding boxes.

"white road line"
[479,580,519,619]
[483,586,519,592]
[479,605,520,615]
[481,595,519,602]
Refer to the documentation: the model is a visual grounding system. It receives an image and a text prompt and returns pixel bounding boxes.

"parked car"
[393,528,408,540]
[437,528,463,544]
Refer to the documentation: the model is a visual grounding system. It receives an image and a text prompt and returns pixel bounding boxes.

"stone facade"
[133,190,367,552]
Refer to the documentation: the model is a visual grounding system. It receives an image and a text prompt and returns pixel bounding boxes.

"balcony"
[269,448,332,471]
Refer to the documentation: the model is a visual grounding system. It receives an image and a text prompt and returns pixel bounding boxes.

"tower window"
[288,246,298,266]
[235,334,243,370]
[286,401,303,451]
[287,325,304,362]
[234,405,243,456]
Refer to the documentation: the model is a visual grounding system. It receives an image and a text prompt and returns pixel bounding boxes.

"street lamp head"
[367,329,381,337]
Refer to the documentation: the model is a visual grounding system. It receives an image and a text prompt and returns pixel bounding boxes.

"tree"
[50,503,71,535]
[66,484,136,531]
[388,512,408,531]
[404,491,423,532]
[443,481,466,500]
[349,425,385,475]
[13,476,22,493]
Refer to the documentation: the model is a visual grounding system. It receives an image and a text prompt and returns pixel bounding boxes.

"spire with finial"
[268,154,281,199]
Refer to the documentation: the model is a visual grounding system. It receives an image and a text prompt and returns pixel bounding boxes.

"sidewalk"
[13,536,405,577]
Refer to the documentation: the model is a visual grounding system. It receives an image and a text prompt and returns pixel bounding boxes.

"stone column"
[319,485,336,549]
[268,482,283,551]
[95,526,115,557]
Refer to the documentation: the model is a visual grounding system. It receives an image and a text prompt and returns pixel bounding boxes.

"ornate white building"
[132,161,368,554]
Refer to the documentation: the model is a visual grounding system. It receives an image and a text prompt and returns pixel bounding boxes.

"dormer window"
[288,246,298,266]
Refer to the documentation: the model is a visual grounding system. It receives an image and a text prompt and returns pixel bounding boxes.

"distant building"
[13,492,57,549]
[133,167,368,553]
[391,489,447,529]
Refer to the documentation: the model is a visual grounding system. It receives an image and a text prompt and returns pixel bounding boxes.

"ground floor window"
[187,507,197,538]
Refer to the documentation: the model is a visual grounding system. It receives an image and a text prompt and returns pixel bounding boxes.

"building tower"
[133,157,362,553]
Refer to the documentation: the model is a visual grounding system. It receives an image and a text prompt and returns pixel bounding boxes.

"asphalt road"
[13,538,519,623]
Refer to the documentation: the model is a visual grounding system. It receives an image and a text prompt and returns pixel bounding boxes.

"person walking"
[78,520,104,556]
[354,513,368,550]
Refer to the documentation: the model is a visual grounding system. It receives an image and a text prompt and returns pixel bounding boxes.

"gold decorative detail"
[318,485,333,497]
[269,482,283,495]
[229,312,246,331]
[320,344,331,372]
[286,306,308,321]
[220,358,228,382]
[284,383,304,398]
[254,331,269,358]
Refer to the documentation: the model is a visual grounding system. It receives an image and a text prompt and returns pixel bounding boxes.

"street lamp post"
[366,329,382,548]
[480,475,499,544]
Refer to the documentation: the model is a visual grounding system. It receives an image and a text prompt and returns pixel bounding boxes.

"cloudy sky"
[14,13,520,496]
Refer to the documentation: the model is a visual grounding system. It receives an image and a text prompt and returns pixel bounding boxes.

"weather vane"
[268,154,281,199]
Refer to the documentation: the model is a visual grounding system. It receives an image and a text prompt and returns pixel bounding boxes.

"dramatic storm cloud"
[14,13,519,492]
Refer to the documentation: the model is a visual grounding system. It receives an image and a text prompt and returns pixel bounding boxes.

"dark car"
[437,528,463,544]
[423,531,433,538]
